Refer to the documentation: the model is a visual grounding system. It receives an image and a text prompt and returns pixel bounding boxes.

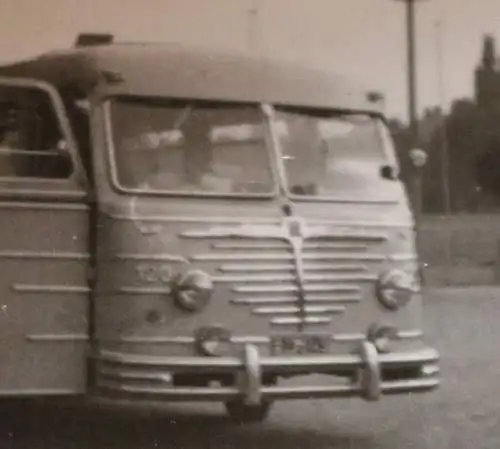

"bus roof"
[0,43,382,112]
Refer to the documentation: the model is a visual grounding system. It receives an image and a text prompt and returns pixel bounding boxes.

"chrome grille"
[183,224,387,327]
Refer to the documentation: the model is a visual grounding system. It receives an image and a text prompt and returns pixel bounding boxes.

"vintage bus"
[0,35,439,423]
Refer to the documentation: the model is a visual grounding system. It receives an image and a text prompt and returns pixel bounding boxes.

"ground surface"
[419,214,500,286]
[0,286,498,449]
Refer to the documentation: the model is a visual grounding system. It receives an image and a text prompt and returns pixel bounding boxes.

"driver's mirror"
[380,165,399,180]
[409,148,427,169]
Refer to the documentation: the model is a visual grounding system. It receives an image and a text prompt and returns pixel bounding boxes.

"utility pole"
[394,0,428,219]
[247,0,259,57]
[406,0,418,147]
[436,19,451,214]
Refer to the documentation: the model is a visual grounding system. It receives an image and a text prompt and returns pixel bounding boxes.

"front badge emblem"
[286,219,303,239]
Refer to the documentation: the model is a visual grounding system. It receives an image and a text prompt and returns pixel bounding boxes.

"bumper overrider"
[94,341,439,405]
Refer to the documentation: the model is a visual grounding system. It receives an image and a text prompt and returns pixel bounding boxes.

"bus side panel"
[0,202,89,395]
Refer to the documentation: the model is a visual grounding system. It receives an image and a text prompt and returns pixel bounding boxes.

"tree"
[473,104,500,208]
[422,98,500,213]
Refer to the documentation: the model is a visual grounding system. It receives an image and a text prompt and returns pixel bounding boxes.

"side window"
[0,86,73,179]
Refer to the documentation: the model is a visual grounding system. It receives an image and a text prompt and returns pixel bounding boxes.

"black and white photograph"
[0,1,496,447]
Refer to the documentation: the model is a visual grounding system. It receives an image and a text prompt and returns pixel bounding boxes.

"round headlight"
[194,326,232,357]
[376,269,415,311]
[173,269,213,312]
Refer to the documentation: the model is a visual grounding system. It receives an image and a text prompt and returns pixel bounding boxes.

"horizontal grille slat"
[231,294,361,305]
[192,253,291,262]
[215,274,295,283]
[212,242,286,250]
[271,316,332,325]
[212,242,368,251]
[253,306,345,315]
[219,263,294,272]
[214,274,377,283]
[232,284,361,294]
[192,253,383,262]
[182,229,388,242]
[218,263,367,273]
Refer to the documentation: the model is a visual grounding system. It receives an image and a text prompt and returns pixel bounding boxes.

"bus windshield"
[274,107,400,199]
[108,98,276,196]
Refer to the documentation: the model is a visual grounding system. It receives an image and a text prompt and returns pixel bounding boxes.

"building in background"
[475,34,500,110]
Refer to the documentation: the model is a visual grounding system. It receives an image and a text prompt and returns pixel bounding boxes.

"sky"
[0,0,498,121]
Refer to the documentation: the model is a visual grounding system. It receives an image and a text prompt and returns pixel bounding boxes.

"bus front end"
[93,96,439,422]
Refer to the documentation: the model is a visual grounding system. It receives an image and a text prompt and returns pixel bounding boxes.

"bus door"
[0,78,90,395]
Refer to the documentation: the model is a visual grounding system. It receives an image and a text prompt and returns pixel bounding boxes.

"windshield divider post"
[262,103,288,200]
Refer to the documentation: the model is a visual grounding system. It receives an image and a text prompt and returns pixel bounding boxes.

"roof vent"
[74,33,114,48]
[367,91,384,103]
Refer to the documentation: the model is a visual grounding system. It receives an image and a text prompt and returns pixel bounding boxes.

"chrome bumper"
[94,341,439,405]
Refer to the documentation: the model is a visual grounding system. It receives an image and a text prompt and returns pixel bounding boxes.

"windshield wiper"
[173,105,193,130]
[274,105,353,119]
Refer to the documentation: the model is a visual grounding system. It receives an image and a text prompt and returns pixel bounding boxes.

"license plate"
[270,334,331,355]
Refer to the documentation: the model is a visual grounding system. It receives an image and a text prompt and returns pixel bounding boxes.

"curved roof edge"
[0,42,383,112]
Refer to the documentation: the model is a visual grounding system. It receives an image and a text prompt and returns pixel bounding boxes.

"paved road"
[0,286,498,449]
